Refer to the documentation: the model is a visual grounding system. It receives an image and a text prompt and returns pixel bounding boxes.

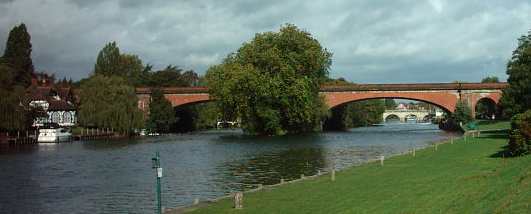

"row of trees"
[78,42,201,134]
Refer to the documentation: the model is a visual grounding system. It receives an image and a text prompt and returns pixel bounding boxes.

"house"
[27,86,77,127]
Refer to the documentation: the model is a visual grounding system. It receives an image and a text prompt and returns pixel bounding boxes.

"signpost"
[152,152,162,214]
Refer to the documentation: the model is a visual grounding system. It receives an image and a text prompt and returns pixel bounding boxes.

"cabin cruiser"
[37,123,72,143]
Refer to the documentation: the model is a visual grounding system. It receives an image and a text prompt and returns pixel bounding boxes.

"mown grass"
[476,120,511,131]
[187,121,530,213]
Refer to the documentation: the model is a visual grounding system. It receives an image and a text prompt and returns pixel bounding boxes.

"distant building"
[396,103,408,110]
[27,86,77,127]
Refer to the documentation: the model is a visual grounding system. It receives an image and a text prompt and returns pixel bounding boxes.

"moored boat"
[38,125,72,143]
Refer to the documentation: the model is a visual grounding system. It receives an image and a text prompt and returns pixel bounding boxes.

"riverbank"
[180,121,530,213]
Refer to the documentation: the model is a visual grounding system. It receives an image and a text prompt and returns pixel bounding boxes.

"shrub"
[508,110,531,156]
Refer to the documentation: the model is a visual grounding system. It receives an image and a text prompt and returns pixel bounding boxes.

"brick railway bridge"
[136,82,507,116]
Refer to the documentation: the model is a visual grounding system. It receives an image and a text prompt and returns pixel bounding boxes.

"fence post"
[380,155,385,166]
[331,168,336,181]
[233,192,243,209]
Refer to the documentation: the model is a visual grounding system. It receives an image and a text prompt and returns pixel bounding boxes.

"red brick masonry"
[136,83,507,114]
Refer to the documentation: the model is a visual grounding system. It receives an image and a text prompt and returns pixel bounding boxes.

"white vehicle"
[38,127,72,143]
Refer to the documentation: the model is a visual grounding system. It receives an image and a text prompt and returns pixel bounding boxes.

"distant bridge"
[136,82,507,116]
[383,110,431,123]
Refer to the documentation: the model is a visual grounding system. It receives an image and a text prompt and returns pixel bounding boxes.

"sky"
[0,0,530,83]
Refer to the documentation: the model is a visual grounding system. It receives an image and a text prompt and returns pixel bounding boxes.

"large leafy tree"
[2,23,34,87]
[146,88,176,133]
[206,24,332,135]
[78,75,143,134]
[94,42,150,86]
[501,30,531,117]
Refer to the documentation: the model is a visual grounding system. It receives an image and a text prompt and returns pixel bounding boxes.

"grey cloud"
[0,0,530,82]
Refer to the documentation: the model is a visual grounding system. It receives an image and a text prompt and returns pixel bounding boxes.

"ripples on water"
[0,123,457,213]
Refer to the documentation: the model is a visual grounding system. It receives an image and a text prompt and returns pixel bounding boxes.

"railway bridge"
[136,82,507,116]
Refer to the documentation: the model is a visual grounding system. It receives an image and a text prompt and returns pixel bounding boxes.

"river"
[0,123,457,213]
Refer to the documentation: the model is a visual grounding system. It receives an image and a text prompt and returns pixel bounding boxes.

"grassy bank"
[185,121,530,213]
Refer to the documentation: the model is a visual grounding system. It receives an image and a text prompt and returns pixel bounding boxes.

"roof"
[47,99,76,111]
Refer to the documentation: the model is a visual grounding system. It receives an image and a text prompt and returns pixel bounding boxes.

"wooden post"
[257,184,263,190]
[280,178,285,184]
[331,168,336,181]
[300,174,305,179]
[380,155,385,166]
[435,144,438,151]
[193,198,199,205]
[233,192,243,209]
[412,147,416,157]
[451,137,453,144]
[317,170,321,176]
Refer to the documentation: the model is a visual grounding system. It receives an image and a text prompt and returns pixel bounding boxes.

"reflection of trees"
[220,147,326,190]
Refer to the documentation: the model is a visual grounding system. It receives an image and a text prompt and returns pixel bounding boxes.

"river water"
[0,123,456,213]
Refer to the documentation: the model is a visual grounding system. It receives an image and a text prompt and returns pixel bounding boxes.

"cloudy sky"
[0,0,530,83]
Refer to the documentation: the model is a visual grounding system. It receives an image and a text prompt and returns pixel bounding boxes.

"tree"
[93,42,150,86]
[2,23,34,87]
[78,75,143,134]
[206,24,332,135]
[0,62,28,132]
[453,100,473,125]
[147,88,176,133]
[508,110,531,156]
[501,30,531,117]
[384,99,397,110]
[94,42,121,77]
[147,65,198,87]
[481,76,500,83]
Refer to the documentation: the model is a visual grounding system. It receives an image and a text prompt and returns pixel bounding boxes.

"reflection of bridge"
[383,110,430,123]
[136,83,507,116]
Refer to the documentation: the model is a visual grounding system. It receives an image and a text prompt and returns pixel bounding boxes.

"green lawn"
[475,120,511,131]
[185,121,530,213]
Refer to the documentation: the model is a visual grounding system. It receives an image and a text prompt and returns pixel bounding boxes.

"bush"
[508,110,531,156]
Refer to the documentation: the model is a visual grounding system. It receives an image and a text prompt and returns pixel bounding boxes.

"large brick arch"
[322,91,459,112]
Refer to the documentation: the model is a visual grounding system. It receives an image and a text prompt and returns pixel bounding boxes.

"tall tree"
[2,23,33,87]
[93,42,149,86]
[147,88,176,133]
[501,30,531,117]
[78,75,143,134]
[94,42,121,77]
[206,24,332,135]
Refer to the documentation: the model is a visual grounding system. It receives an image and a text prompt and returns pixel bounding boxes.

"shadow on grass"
[479,129,510,139]
[489,145,512,158]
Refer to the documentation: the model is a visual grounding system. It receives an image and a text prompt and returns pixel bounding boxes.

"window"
[51,112,62,123]
[63,112,72,124]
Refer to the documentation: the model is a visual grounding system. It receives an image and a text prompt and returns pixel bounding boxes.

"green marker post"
[152,152,162,214]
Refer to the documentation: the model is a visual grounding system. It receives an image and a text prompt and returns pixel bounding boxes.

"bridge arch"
[474,97,498,119]
[384,114,400,122]
[324,95,454,113]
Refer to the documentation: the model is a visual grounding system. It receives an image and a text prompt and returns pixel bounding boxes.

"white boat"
[38,127,72,143]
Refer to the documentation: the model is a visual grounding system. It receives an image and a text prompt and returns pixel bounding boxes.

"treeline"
[77,41,205,134]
